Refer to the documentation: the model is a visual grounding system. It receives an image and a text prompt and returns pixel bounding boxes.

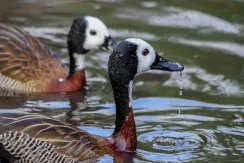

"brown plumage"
[0,24,69,93]
[0,114,113,162]
[0,16,115,93]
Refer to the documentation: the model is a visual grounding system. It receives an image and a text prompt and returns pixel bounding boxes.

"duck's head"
[108,38,184,84]
[108,38,184,152]
[67,16,116,54]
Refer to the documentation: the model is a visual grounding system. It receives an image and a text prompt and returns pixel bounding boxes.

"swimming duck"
[0,16,115,93]
[0,38,184,162]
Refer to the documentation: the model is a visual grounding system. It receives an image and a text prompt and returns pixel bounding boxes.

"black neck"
[108,41,138,135]
[67,41,88,79]
[111,78,131,134]
[67,51,76,79]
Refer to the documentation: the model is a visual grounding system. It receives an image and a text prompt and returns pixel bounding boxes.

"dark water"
[0,0,244,162]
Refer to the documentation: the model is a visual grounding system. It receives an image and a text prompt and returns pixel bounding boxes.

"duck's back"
[0,114,112,162]
[0,24,68,93]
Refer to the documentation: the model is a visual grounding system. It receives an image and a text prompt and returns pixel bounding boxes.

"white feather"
[74,53,85,70]
[83,16,110,50]
[125,38,156,75]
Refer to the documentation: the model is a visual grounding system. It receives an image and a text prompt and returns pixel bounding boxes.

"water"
[0,0,244,162]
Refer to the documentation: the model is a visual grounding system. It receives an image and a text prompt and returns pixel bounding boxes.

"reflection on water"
[0,0,244,162]
[169,37,244,58]
[117,6,242,34]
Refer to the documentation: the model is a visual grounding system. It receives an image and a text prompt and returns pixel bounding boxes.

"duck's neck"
[67,40,88,79]
[53,49,86,92]
[67,51,86,79]
[111,80,137,152]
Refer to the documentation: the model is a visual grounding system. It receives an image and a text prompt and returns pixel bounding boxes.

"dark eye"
[142,49,149,56]
[90,30,97,36]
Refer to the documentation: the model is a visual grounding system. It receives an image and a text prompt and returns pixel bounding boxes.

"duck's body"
[0,114,112,162]
[0,110,136,162]
[0,16,115,93]
[0,38,184,162]
[0,24,83,93]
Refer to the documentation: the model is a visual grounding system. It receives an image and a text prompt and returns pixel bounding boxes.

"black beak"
[150,53,184,71]
[99,36,117,53]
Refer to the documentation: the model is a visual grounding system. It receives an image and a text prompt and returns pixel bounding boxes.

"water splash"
[179,71,183,96]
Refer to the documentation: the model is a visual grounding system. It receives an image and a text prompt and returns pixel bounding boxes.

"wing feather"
[0,24,68,84]
[0,114,112,161]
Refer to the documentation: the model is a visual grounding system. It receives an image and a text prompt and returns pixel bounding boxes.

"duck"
[0,16,116,93]
[0,38,184,162]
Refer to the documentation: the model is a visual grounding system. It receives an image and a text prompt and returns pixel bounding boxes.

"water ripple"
[116,7,242,34]
[169,37,244,58]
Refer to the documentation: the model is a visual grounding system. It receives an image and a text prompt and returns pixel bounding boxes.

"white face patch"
[83,16,110,50]
[74,53,85,70]
[125,38,156,75]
